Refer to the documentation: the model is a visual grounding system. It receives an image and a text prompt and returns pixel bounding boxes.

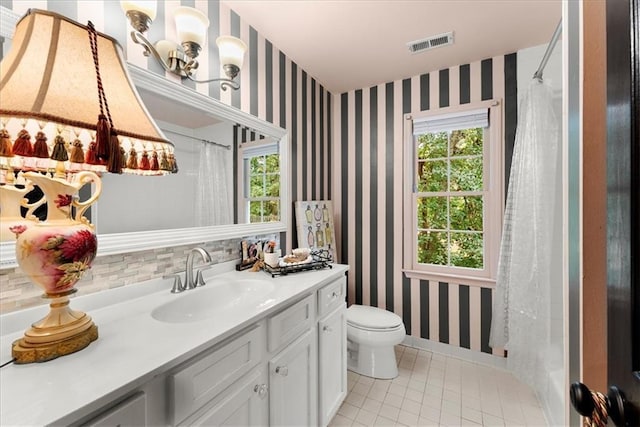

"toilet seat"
[346,305,403,330]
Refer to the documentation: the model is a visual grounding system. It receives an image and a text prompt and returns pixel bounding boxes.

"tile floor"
[329,345,548,427]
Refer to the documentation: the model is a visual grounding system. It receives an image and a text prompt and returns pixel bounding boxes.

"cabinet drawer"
[317,276,346,317]
[82,392,146,427]
[267,294,315,352]
[169,324,265,425]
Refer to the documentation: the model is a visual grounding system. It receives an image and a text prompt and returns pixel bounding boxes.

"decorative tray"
[263,249,333,277]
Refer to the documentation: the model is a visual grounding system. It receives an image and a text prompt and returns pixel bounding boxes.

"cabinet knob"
[323,325,333,332]
[330,291,340,299]
[275,366,288,376]
[253,384,268,399]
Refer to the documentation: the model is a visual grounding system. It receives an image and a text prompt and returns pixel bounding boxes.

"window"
[404,101,502,282]
[243,143,280,223]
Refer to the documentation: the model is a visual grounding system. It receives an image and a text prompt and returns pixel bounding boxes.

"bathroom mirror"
[0,64,289,267]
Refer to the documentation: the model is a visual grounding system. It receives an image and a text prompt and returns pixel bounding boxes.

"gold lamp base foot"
[11,291,99,364]
[12,324,98,364]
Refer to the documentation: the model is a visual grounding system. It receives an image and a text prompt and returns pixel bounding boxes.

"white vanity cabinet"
[1,267,351,427]
[269,328,318,425]
[317,275,347,427]
[168,324,267,426]
[266,293,318,426]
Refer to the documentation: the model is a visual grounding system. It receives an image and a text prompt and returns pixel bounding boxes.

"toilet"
[346,304,406,379]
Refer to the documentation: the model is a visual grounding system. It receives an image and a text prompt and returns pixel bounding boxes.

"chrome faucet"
[184,247,212,290]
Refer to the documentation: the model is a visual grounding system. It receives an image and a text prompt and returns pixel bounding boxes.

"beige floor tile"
[355,408,378,425]
[329,414,353,426]
[404,387,424,403]
[374,415,397,426]
[338,402,359,420]
[345,391,366,408]
[388,383,408,397]
[352,381,372,397]
[439,409,461,426]
[362,397,383,414]
[384,392,404,408]
[367,387,388,402]
[330,346,546,427]
[378,403,401,421]
[401,397,422,415]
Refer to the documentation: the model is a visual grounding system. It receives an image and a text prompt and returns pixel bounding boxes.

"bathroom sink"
[151,279,275,323]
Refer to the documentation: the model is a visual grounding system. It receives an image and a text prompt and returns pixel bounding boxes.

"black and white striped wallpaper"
[333,55,517,356]
[4,0,518,357]
[3,0,333,254]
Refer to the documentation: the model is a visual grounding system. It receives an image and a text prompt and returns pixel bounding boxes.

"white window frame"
[403,100,504,287]
[240,140,281,224]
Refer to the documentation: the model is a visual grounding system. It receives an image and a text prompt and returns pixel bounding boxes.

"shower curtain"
[195,142,233,226]
[489,79,561,390]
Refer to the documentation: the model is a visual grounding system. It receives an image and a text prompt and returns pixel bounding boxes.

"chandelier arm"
[129,31,175,74]
[185,74,240,91]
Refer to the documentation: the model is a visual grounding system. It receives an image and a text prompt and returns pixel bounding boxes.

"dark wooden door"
[571,0,639,425]
[605,0,639,424]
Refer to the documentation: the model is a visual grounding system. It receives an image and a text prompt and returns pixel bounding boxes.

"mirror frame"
[0,62,289,268]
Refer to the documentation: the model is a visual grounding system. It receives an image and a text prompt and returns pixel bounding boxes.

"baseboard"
[402,335,508,370]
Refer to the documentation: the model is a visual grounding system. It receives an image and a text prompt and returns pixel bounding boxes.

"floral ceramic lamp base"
[12,289,98,364]
[11,171,102,364]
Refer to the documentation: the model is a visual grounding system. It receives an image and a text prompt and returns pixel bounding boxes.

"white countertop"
[0,261,348,426]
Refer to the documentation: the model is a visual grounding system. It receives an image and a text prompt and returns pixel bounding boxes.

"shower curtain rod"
[533,20,562,81]
[162,128,232,150]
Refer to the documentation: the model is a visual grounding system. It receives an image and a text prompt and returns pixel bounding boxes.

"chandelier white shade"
[121,1,246,90]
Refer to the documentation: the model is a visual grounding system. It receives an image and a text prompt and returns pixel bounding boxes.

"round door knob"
[275,366,288,376]
[253,384,268,399]
[570,382,595,416]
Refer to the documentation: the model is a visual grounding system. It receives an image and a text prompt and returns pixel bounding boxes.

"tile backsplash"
[0,239,242,314]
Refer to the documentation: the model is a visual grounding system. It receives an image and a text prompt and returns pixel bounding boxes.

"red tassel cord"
[33,131,49,158]
[106,130,122,174]
[12,129,33,156]
[150,151,160,170]
[0,129,13,157]
[95,114,110,161]
[50,135,69,161]
[139,150,150,170]
[126,147,138,170]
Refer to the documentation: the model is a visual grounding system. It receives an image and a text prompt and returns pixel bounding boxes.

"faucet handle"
[195,264,214,287]
[163,273,184,293]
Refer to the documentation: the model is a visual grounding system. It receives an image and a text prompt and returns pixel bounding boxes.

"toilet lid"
[347,305,403,330]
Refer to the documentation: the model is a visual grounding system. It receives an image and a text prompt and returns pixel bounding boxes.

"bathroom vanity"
[0,262,348,426]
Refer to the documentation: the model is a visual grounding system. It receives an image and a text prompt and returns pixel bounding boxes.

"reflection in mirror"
[96,70,283,234]
[97,117,236,234]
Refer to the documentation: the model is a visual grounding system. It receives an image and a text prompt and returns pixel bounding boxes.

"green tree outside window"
[248,153,280,223]
[415,128,484,269]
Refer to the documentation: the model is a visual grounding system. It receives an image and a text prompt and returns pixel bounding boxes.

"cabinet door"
[318,303,347,427]
[184,369,268,427]
[269,328,317,426]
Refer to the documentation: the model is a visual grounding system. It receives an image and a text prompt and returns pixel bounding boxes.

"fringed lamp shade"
[0,8,176,177]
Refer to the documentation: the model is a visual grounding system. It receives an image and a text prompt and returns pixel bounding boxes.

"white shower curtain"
[489,80,561,390]
[195,142,233,226]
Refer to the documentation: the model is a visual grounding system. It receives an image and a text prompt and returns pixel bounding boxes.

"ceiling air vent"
[407,31,454,54]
